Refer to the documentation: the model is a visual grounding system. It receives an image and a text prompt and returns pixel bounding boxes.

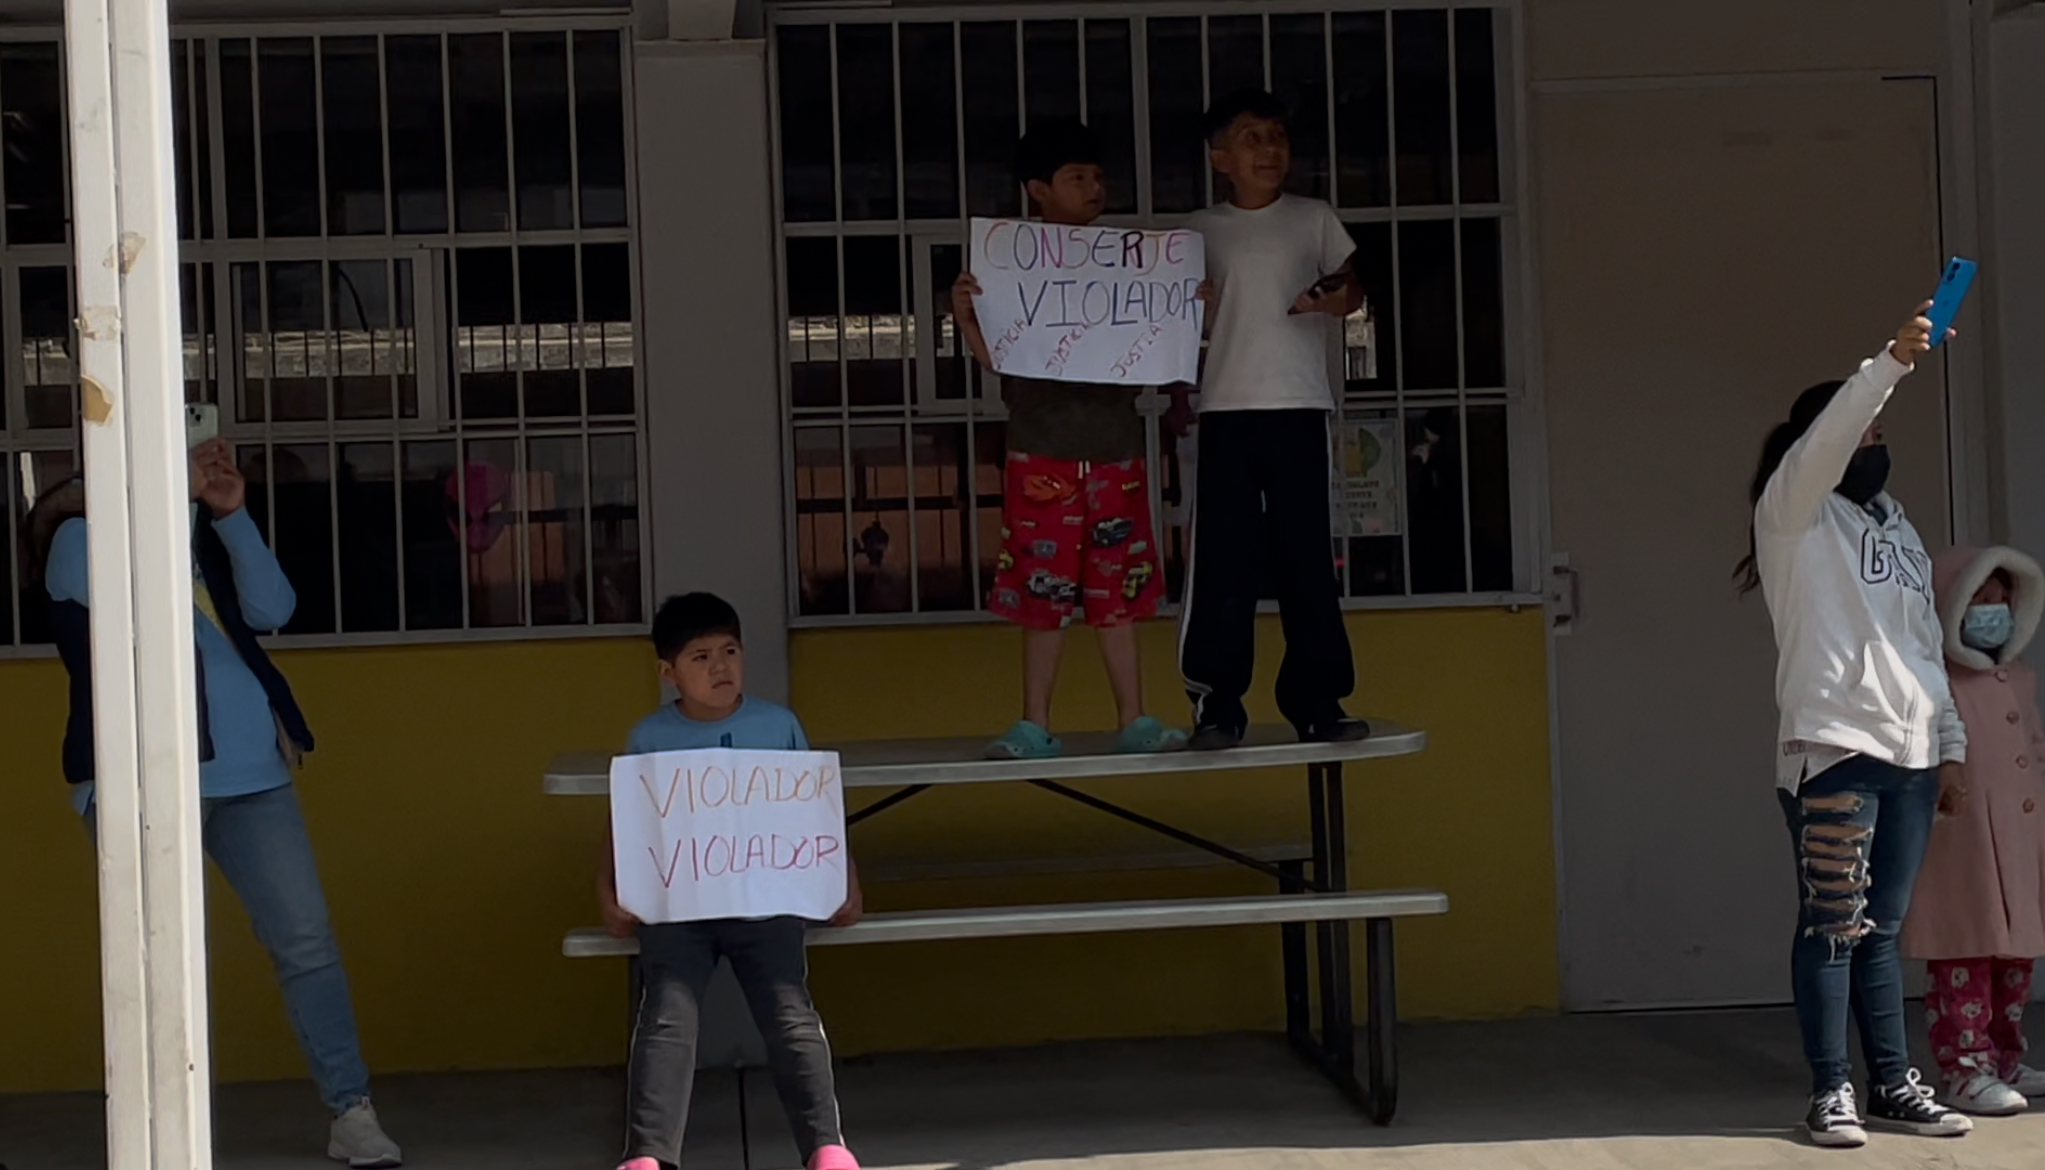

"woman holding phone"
[27,440,403,1168]
[1735,304,1969,1148]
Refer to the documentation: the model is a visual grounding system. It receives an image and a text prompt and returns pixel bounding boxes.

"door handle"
[1548,554,1579,634]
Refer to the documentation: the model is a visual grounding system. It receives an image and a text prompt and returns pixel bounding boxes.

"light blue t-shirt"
[48,508,299,815]
[626,696,810,755]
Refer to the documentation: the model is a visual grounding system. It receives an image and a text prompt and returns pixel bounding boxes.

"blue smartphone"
[1924,256,1977,348]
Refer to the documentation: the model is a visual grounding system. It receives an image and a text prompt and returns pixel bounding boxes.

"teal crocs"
[1115,715,1189,754]
[986,720,1063,760]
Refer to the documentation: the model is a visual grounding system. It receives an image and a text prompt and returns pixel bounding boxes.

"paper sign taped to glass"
[1332,417,1402,538]
[610,749,849,924]
[969,217,1205,385]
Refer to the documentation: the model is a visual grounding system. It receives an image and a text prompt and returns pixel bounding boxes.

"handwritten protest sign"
[610,749,848,924]
[969,217,1205,385]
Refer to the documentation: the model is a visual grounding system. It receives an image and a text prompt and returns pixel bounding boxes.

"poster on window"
[1332,417,1402,538]
[610,749,849,925]
[968,217,1205,385]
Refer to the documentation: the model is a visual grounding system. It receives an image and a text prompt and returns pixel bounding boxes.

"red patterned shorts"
[988,453,1164,631]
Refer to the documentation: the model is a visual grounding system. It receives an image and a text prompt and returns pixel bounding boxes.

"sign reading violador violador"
[609,749,849,924]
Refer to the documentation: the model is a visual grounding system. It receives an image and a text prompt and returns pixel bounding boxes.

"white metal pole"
[112,0,214,1158]
[65,0,214,1166]
[64,4,155,1166]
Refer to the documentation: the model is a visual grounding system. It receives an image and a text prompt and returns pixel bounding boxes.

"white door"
[1542,77,1950,1009]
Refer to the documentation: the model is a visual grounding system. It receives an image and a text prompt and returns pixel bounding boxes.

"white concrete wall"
[632,40,791,701]
[1991,7,2045,560]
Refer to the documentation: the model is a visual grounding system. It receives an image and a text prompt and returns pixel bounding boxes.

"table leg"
[1319,763,1356,1082]
[1286,760,1396,1124]
[1308,764,1339,1066]
[1280,859,1310,1045]
[1365,916,1399,1124]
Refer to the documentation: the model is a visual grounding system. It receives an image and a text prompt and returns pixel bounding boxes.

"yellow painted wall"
[0,608,1554,1095]
[0,639,650,1096]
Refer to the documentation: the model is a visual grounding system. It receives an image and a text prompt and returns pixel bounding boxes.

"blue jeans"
[86,783,371,1114]
[1777,755,1938,1095]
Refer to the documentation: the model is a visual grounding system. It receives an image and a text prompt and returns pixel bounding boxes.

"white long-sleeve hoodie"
[1756,345,1965,792]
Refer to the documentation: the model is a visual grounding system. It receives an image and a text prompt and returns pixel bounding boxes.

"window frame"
[0,14,653,657]
[766,0,1543,628]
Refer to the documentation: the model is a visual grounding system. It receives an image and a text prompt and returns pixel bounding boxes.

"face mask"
[1837,444,1891,506]
[1963,603,2015,652]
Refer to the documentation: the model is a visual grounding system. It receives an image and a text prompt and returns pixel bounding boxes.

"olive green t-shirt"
[1001,375,1146,463]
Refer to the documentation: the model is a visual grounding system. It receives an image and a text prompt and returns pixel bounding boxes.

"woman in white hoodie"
[1735,306,1969,1149]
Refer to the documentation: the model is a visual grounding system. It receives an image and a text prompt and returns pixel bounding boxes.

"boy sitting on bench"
[598,593,864,1170]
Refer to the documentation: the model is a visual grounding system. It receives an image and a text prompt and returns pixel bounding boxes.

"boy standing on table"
[952,119,1192,761]
[1178,90,1371,751]
[598,592,864,1170]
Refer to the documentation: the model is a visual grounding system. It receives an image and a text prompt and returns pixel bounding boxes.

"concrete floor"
[6,1010,2045,1170]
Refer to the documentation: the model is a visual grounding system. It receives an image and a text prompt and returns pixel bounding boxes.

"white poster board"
[969,217,1205,384]
[1332,417,1402,538]
[610,749,848,924]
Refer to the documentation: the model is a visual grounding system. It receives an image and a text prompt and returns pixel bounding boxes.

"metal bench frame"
[856,760,1404,1123]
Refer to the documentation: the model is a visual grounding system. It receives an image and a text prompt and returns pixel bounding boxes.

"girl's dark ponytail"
[1734,380,1847,597]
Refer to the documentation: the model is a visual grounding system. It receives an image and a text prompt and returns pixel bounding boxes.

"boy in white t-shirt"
[1179,89,1370,750]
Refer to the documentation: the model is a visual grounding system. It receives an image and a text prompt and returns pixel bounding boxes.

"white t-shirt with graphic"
[1189,194,1356,413]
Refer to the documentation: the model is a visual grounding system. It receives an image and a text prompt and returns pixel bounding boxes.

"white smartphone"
[185,402,219,449]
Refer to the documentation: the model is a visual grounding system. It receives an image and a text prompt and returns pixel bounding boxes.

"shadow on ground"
[5,1008,2044,1169]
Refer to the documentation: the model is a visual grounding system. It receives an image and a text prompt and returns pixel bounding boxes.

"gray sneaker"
[329,1100,403,1168]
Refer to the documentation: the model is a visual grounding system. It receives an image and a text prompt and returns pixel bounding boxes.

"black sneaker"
[1866,1069,1973,1137]
[1804,1085,1867,1148]
[1188,724,1244,752]
[1298,717,1372,744]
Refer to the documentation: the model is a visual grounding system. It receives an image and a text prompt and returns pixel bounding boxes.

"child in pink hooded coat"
[1903,545,2045,1115]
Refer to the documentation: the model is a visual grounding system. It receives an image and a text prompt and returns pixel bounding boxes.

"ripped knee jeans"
[1777,755,1939,1095]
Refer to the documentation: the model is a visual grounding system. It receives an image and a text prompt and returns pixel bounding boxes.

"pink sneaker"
[617,1159,660,1170]
[809,1145,860,1170]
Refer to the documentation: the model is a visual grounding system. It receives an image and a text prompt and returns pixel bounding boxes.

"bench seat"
[563,889,1448,957]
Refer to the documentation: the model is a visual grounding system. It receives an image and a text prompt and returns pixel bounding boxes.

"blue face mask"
[1963,603,2014,652]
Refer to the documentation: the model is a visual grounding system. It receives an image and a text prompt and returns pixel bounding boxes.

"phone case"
[185,404,219,448]
[1924,257,1976,349]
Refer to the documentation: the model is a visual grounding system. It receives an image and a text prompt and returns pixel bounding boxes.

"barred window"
[1,21,645,650]
[772,5,1524,624]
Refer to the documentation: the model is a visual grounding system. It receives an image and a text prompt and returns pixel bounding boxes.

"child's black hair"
[1202,89,1290,146]
[1012,118,1101,189]
[652,592,743,661]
